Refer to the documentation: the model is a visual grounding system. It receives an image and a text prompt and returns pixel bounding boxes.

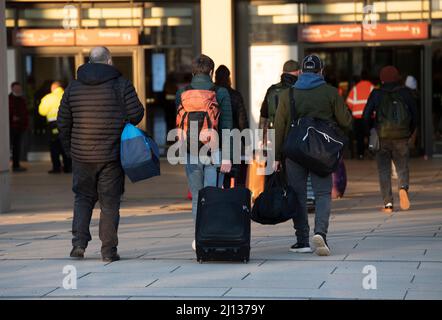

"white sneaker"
[192,240,196,251]
[312,234,331,256]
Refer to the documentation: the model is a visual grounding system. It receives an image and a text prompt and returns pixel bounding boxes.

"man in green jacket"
[273,54,352,256]
[175,54,233,251]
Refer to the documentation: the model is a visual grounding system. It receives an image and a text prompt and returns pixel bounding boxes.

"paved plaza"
[0,158,441,300]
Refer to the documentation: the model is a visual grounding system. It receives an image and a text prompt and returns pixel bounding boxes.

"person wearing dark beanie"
[214,65,249,188]
[363,66,418,214]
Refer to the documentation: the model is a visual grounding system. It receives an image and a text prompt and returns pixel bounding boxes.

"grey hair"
[89,46,112,64]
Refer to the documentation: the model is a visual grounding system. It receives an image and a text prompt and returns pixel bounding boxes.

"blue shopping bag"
[120,123,160,183]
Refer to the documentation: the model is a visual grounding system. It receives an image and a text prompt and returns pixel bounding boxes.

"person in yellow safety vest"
[39,81,72,174]
[346,70,374,160]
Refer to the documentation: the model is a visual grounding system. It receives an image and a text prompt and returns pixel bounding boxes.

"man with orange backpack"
[175,54,233,251]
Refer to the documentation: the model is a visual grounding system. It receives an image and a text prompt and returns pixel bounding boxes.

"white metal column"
[200,0,234,82]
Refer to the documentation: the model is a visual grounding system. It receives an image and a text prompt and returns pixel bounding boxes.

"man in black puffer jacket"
[57,47,144,262]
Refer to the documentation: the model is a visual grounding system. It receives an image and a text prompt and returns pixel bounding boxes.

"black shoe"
[12,166,27,172]
[102,253,120,262]
[70,246,85,259]
[63,168,72,174]
[312,233,330,256]
[48,169,62,174]
[289,243,313,253]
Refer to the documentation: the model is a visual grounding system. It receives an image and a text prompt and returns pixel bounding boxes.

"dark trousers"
[50,138,72,171]
[72,161,124,257]
[376,138,410,205]
[285,158,332,243]
[10,130,23,168]
[49,122,71,172]
[353,118,366,157]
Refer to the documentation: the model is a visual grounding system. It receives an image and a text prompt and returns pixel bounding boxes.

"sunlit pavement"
[0,158,441,300]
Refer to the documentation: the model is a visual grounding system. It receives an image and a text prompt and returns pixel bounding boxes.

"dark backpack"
[266,82,290,127]
[376,89,411,139]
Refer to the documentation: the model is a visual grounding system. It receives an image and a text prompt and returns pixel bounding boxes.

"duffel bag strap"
[289,87,297,125]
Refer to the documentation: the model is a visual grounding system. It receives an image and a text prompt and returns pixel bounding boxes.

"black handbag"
[251,172,298,225]
[282,88,348,177]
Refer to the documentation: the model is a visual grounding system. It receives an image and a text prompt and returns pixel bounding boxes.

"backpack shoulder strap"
[289,87,296,124]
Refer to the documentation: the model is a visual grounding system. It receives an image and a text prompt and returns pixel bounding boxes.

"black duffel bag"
[251,172,298,225]
[282,88,348,177]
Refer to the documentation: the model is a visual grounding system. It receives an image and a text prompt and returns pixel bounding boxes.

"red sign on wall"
[362,22,429,41]
[13,29,75,46]
[300,24,362,42]
[75,29,139,46]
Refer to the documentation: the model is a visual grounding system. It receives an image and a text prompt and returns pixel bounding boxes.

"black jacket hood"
[281,73,298,87]
[77,63,121,85]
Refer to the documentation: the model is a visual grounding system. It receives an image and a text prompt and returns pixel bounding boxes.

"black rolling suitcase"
[195,172,251,263]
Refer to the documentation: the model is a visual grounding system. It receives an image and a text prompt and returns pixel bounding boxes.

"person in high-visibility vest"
[346,70,374,159]
[39,81,72,174]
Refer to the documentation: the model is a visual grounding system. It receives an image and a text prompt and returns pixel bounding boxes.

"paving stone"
[1,159,442,299]
[0,287,59,298]
[47,287,228,298]
[405,290,442,300]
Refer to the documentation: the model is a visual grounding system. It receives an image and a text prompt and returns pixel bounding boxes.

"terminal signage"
[300,24,362,42]
[362,22,429,41]
[13,28,139,46]
[13,29,75,46]
[75,28,139,46]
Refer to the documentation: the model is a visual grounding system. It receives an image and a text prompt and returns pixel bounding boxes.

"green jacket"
[274,73,353,161]
[175,74,233,160]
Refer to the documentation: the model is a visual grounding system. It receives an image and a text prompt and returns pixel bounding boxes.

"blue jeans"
[185,157,223,222]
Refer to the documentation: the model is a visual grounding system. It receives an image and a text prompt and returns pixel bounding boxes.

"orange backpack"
[176,85,221,144]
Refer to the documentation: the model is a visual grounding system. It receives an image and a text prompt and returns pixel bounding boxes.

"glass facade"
[5,1,199,155]
[248,0,437,45]
[6,2,196,46]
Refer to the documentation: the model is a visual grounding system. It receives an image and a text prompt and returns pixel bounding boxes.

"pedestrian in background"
[364,66,418,213]
[346,70,374,160]
[175,54,233,251]
[273,54,352,256]
[405,75,420,155]
[58,46,144,262]
[9,82,29,172]
[39,81,72,174]
[259,60,300,138]
[215,64,249,188]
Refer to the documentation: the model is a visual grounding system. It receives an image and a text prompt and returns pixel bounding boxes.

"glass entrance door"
[144,47,193,155]
[23,54,76,156]
[432,44,442,155]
